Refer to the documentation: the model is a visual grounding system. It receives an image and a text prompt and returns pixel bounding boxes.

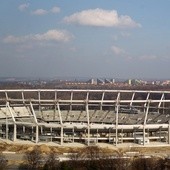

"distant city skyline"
[0,1,170,79]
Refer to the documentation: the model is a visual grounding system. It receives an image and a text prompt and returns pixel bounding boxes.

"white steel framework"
[0,89,170,146]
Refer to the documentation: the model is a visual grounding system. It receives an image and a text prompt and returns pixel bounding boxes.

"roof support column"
[144,93,150,112]
[6,102,17,142]
[115,92,120,146]
[5,110,8,141]
[54,91,57,120]
[57,102,63,125]
[57,102,63,145]
[70,91,73,111]
[60,126,63,145]
[30,102,38,124]
[72,127,74,143]
[5,92,8,102]
[30,102,39,143]
[21,91,25,105]
[13,124,17,142]
[86,92,90,146]
[100,92,105,110]
[159,127,162,141]
[143,126,145,146]
[158,93,164,113]
[86,103,90,146]
[130,92,135,107]
[38,91,41,114]
[97,129,98,143]
[143,101,150,146]
[35,125,39,143]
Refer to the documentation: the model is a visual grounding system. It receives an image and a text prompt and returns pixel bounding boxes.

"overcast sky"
[0,0,170,79]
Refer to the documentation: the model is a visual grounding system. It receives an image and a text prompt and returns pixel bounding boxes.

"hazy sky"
[0,0,170,79]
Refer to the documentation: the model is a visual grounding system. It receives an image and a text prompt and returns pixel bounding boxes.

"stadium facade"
[0,89,170,146]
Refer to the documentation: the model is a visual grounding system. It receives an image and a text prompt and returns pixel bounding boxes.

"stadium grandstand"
[0,89,170,146]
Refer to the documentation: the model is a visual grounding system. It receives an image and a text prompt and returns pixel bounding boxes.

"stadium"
[0,89,170,146]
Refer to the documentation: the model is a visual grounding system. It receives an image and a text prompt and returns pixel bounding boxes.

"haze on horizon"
[0,1,170,80]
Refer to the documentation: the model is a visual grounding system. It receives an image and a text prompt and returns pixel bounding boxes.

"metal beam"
[54,91,57,120]
[57,102,63,125]
[130,92,135,107]
[21,91,25,104]
[100,92,105,110]
[2,98,170,105]
[70,91,73,110]
[144,93,150,112]
[6,102,16,123]
[30,102,38,124]
[5,92,8,101]
[60,126,63,145]
[115,92,120,146]
[86,101,90,146]
[143,101,150,146]
[35,125,39,143]
[158,93,164,108]
[1,89,170,94]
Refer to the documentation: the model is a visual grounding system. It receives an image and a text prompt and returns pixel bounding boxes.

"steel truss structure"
[0,89,170,146]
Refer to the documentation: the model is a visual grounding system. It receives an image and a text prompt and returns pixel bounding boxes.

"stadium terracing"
[0,89,170,146]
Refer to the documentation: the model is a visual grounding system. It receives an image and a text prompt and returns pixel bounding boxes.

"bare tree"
[43,151,59,170]
[80,146,101,160]
[0,153,8,170]
[131,157,165,170]
[23,147,44,170]
[79,146,101,170]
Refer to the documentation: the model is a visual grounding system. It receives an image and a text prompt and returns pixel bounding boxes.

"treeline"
[1,81,170,91]
[1,84,170,102]
[1,82,170,111]
[16,146,170,170]
[0,145,169,170]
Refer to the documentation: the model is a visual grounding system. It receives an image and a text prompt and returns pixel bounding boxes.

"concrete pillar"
[97,129,98,143]
[85,100,90,146]
[168,121,170,144]
[6,116,8,141]
[87,126,90,146]
[72,127,74,143]
[60,126,63,145]
[100,92,105,110]
[115,128,118,146]
[35,125,39,143]
[121,129,123,144]
[109,128,111,143]
[143,125,145,146]
[23,126,25,133]
[115,104,119,146]
[70,92,73,111]
[40,126,43,134]
[50,127,53,142]
[159,127,162,141]
[31,126,33,141]
[13,124,17,142]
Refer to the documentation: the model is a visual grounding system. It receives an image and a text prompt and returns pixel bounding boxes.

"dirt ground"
[0,141,170,158]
